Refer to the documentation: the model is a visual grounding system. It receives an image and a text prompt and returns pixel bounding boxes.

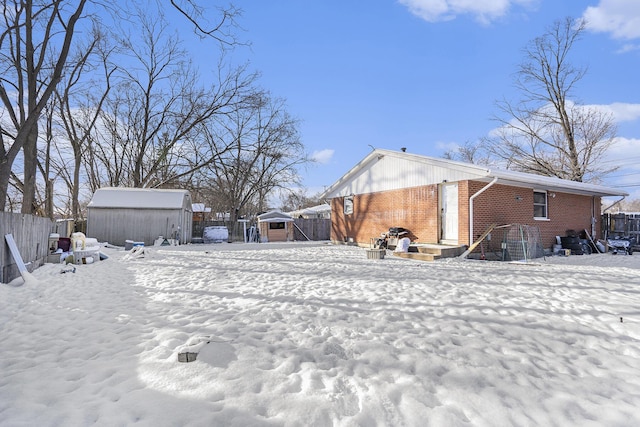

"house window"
[269,222,285,230]
[533,191,548,219]
[344,196,354,215]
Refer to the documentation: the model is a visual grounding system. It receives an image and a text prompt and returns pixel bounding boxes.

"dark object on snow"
[374,236,388,249]
[178,352,198,363]
[177,335,211,363]
[57,237,71,252]
[560,236,585,255]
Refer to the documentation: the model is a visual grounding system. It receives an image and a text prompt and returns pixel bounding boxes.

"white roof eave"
[258,217,294,223]
[485,170,628,197]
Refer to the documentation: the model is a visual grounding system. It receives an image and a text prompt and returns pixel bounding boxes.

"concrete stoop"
[393,243,466,262]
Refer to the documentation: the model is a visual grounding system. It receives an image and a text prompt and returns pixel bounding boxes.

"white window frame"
[533,190,548,220]
[344,196,354,215]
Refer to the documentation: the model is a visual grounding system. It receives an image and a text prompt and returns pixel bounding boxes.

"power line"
[604,171,640,178]
[608,183,640,188]
[599,155,640,166]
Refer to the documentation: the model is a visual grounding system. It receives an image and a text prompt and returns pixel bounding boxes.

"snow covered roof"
[192,203,211,213]
[320,149,628,199]
[257,210,294,222]
[88,187,191,209]
[286,204,331,217]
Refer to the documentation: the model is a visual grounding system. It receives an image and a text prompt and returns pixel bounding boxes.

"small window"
[269,222,285,230]
[533,191,547,219]
[344,196,354,215]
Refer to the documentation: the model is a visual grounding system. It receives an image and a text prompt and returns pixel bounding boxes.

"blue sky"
[205,1,640,200]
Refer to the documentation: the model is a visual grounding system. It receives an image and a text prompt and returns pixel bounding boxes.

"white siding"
[331,154,485,197]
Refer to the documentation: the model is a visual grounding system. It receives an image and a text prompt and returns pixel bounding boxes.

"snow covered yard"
[1,242,639,426]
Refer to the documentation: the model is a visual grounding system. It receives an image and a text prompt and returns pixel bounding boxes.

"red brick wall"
[330,181,602,250]
[330,185,440,245]
[466,181,601,249]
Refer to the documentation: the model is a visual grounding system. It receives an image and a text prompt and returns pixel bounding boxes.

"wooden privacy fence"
[293,218,330,241]
[1,212,57,283]
[602,212,640,241]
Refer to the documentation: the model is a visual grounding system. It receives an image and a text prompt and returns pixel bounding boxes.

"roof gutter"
[469,177,498,247]
[603,195,626,213]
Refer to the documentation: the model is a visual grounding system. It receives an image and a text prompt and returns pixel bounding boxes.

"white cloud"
[311,149,334,164]
[605,136,640,162]
[398,0,538,25]
[615,43,640,54]
[584,102,640,123]
[435,141,460,152]
[583,0,640,40]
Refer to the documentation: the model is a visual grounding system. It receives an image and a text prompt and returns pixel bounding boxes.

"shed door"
[440,183,458,243]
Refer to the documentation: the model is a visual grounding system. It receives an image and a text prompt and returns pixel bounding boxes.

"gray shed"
[87,187,192,246]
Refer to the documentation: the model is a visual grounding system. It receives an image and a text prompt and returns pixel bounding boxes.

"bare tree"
[279,189,324,212]
[84,6,255,191]
[0,0,88,213]
[169,0,244,47]
[39,23,116,221]
[443,140,492,165]
[199,92,308,224]
[0,0,244,215]
[483,17,617,182]
[618,198,640,212]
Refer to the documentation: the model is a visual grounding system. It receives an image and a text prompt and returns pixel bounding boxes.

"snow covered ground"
[1,242,639,426]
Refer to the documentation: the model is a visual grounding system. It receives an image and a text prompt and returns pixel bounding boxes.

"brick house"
[319,149,627,251]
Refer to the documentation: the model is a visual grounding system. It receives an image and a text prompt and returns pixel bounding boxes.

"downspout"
[602,195,626,241]
[469,177,498,247]
[603,196,625,213]
[591,196,596,240]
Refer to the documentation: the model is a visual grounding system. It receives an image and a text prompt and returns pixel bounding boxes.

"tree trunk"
[0,162,11,211]
[21,124,39,214]
[72,145,82,221]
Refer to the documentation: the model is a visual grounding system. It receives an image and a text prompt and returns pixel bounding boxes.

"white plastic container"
[203,226,229,243]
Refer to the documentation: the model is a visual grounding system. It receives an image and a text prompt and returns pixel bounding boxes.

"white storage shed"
[87,187,192,246]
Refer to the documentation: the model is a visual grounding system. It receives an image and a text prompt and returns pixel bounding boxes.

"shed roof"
[192,203,211,213]
[320,149,628,199]
[257,210,294,222]
[88,187,192,209]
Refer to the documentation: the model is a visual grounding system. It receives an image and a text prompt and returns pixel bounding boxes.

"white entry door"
[440,183,459,244]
